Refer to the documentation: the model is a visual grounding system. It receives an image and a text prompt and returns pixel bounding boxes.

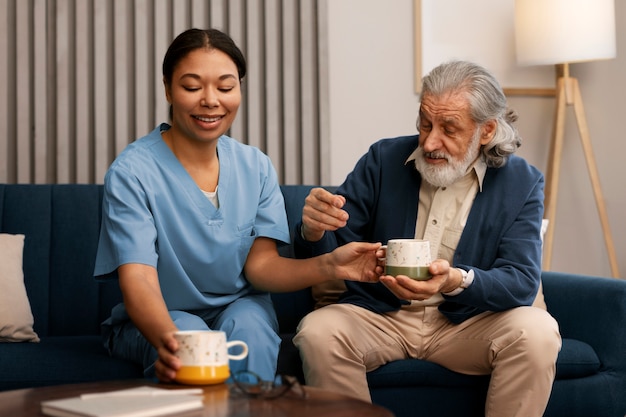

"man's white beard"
[414,129,481,188]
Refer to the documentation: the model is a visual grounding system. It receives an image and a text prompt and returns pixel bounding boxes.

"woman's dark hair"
[162,28,247,86]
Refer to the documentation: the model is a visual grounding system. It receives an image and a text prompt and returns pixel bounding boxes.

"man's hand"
[301,187,349,242]
[379,259,463,300]
[328,242,385,282]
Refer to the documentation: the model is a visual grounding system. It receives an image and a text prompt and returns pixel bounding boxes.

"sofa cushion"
[0,336,143,391]
[367,358,490,388]
[365,337,599,388]
[0,233,39,342]
[556,338,601,379]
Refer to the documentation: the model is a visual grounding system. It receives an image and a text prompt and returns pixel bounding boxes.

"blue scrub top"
[94,124,290,314]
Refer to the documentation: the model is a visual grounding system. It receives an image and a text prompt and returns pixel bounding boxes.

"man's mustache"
[422,150,450,161]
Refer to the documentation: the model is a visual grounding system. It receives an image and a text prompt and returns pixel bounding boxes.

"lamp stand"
[543,63,620,278]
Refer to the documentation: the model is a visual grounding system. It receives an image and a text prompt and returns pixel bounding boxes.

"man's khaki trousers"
[294,303,561,417]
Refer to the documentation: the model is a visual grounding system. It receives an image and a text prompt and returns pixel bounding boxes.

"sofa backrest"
[0,184,117,338]
[0,184,330,338]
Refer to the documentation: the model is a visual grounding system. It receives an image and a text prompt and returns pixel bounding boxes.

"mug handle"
[226,340,248,360]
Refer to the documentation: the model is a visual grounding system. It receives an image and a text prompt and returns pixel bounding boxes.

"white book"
[41,386,204,417]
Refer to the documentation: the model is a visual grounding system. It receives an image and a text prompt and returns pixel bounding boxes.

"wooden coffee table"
[0,379,394,416]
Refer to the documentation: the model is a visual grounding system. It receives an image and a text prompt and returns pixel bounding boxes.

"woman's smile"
[192,114,225,129]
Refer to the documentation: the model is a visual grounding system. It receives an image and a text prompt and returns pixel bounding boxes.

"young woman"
[94,28,381,383]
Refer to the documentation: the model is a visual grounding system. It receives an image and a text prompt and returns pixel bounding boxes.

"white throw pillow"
[0,233,40,342]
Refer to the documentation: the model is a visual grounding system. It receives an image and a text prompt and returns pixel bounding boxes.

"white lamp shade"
[514,0,616,66]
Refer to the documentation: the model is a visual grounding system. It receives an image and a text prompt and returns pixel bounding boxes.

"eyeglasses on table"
[231,371,307,400]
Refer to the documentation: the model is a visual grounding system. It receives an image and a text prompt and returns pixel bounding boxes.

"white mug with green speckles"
[384,239,432,280]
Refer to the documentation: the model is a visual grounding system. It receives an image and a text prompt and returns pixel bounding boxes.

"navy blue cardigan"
[294,135,544,324]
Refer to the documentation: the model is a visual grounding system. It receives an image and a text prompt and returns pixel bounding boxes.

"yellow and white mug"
[173,330,248,385]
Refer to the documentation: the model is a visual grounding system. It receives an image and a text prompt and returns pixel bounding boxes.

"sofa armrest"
[542,271,626,371]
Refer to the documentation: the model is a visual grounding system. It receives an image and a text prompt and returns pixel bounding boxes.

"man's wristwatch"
[443,268,474,296]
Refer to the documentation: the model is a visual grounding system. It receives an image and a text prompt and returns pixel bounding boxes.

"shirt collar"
[406,147,487,192]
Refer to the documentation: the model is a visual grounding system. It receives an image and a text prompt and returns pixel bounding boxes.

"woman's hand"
[328,241,384,282]
[154,330,181,382]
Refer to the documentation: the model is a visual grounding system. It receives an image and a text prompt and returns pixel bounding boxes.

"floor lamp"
[514,0,620,278]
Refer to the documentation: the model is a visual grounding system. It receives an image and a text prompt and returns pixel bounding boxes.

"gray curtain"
[0,0,329,185]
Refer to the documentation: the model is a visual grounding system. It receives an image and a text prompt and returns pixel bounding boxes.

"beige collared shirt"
[404,149,487,306]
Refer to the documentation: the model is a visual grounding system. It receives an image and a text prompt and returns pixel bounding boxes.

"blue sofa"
[1,183,625,417]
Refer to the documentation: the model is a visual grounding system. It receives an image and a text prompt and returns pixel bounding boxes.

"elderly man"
[293,60,561,417]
